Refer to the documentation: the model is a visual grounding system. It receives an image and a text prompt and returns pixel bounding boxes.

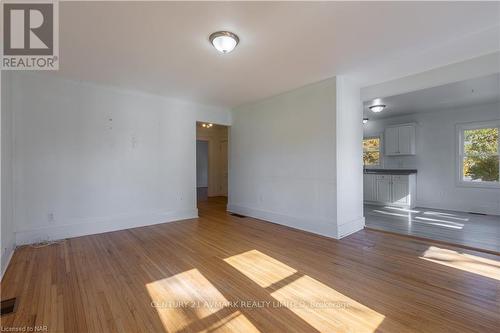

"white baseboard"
[415,200,500,216]
[15,209,198,245]
[337,216,365,238]
[1,248,14,282]
[227,203,338,239]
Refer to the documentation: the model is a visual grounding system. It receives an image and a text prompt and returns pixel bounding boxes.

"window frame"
[456,120,500,188]
[363,134,383,169]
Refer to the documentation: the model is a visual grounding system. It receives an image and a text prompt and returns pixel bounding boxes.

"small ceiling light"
[363,118,369,124]
[201,123,213,128]
[209,31,239,54]
[369,104,386,113]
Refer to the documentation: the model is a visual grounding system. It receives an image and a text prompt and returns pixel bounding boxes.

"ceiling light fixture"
[363,118,369,124]
[209,31,239,54]
[369,104,386,113]
[201,123,213,128]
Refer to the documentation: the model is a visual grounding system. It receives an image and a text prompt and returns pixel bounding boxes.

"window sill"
[456,181,500,189]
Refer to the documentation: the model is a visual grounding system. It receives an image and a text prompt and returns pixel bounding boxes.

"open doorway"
[196,122,229,207]
[361,73,500,253]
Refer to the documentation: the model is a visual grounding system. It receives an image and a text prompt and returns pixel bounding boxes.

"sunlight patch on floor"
[146,269,260,333]
[423,211,469,221]
[420,246,500,281]
[372,209,465,229]
[225,250,385,333]
[414,217,464,229]
[373,210,411,219]
[384,206,420,214]
[224,249,297,288]
[199,311,258,333]
[270,274,385,333]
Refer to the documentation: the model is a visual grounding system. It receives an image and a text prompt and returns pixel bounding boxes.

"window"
[363,137,381,167]
[458,121,500,186]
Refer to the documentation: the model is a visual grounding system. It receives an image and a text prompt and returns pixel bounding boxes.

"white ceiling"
[51,2,500,108]
[363,73,500,119]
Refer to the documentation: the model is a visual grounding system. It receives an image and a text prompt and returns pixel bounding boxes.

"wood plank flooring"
[1,197,499,333]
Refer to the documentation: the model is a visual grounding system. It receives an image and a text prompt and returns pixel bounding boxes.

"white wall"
[6,71,363,251]
[229,77,364,239]
[8,72,231,245]
[335,77,365,237]
[1,72,15,278]
[364,102,500,215]
[229,78,338,237]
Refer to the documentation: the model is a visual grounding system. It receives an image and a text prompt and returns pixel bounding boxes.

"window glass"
[363,137,380,166]
[462,127,499,183]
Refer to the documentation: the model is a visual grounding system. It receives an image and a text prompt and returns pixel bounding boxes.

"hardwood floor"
[365,204,500,253]
[1,197,499,332]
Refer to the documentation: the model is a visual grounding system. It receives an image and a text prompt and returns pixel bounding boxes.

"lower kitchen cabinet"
[363,173,416,208]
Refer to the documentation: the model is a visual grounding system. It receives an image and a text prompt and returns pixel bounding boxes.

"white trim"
[337,217,365,238]
[227,203,338,239]
[384,122,418,129]
[15,209,198,245]
[416,200,500,216]
[1,248,14,282]
[456,120,500,189]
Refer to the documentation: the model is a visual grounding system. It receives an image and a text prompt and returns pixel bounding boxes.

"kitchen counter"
[364,169,417,175]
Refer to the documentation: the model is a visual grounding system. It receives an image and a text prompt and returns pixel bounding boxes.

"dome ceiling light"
[369,104,386,113]
[209,31,239,54]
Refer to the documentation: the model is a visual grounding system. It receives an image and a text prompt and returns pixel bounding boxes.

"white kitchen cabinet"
[363,173,416,208]
[385,124,416,155]
[385,127,399,155]
[363,174,377,202]
[392,175,410,205]
[375,175,392,203]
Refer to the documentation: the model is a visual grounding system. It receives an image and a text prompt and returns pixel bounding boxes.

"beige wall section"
[196,124,229,197]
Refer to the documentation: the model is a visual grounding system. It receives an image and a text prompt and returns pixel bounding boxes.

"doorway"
[196,140,209,201]
[196,122,229,205]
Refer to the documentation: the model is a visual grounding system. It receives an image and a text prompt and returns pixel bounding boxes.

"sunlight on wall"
[420,246,500,281]
[224,250,385,332]
[146,269,259,333]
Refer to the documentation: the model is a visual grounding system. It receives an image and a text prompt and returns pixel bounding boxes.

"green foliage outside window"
[363,138,380,166]
[463,128,499,182]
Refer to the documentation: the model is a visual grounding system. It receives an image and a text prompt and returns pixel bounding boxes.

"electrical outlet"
[48,213,55,223]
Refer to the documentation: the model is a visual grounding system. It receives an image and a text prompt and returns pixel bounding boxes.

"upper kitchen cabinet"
[385,124,416,155]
